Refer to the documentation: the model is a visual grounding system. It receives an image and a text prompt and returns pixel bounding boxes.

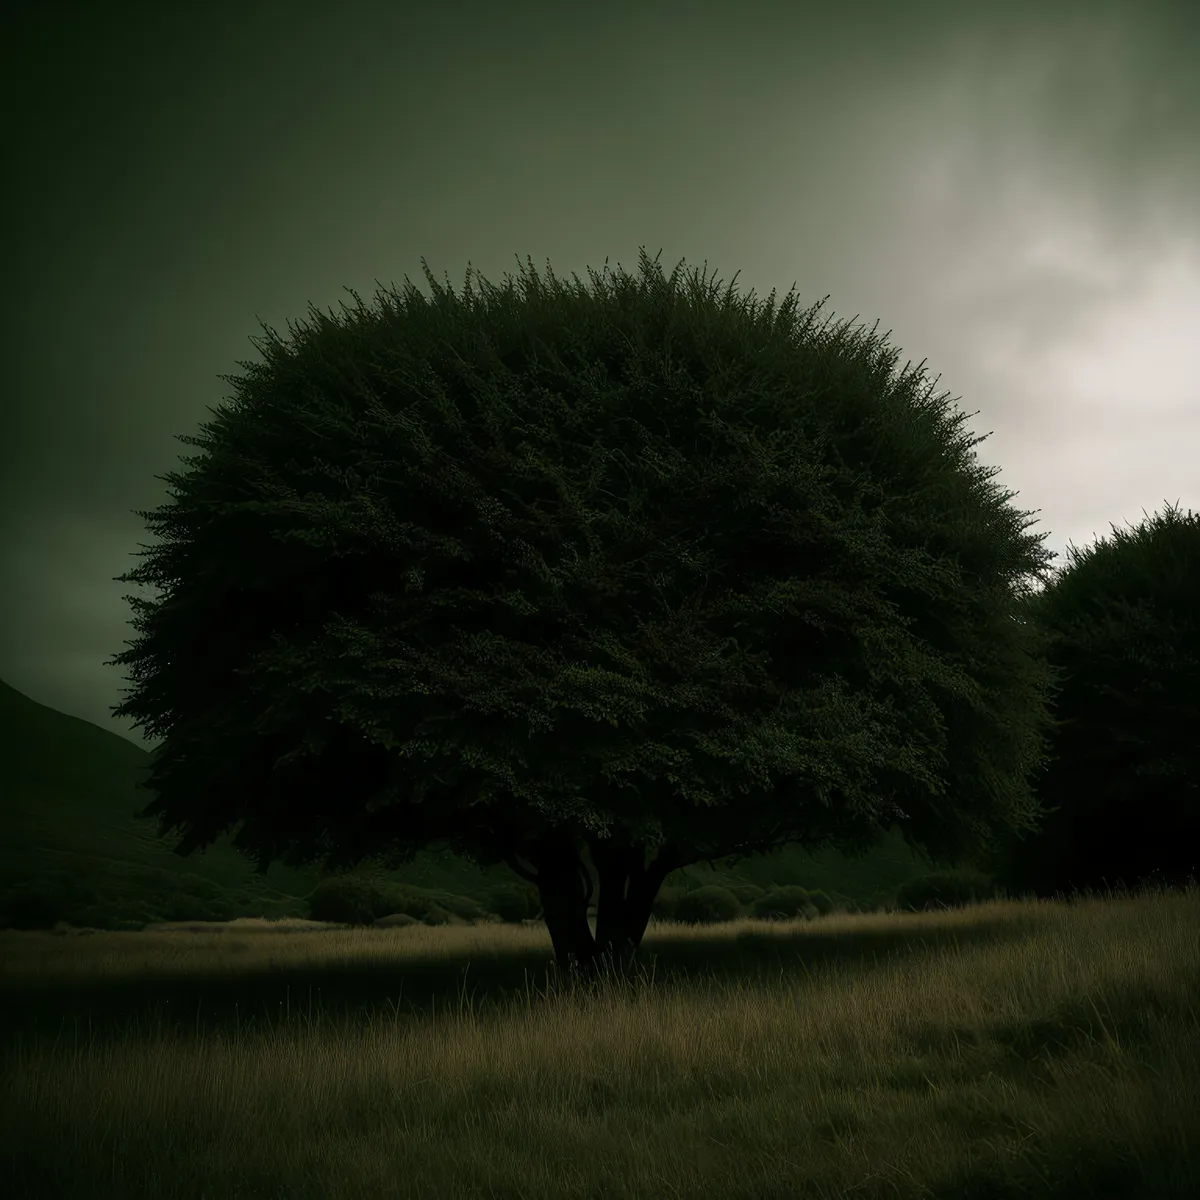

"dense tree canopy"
[968,503,1200,900]
[109,247,1066,976]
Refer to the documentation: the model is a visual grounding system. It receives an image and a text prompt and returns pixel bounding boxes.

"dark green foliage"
[0,855,303,932]
[103,244,1068,973]
[1,882,68,930]
[392,885,488,923]
[157,892,237,923]
[894,867,997,913]
[155,872,238,922]
[485,881,541,922]
[751,884,816,920]
[753,858,818,889]
[650,885,686,921]
[307,875,382,926]
[805,888,835,915]
[305,874,491,926]
[0,870,228,931]
[670,884,742,926]
[374,911,421,929]
[0,869,101,930]
[419,903,452,926]
[974,503,1200,901]
[79,897,158,931]
[726,883,766,906]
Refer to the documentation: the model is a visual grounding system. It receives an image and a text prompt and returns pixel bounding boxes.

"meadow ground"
[1,885,1197,1200]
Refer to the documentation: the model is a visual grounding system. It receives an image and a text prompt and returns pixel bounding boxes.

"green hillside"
[0,678,949,931]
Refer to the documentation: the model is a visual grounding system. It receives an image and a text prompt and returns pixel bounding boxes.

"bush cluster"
[751,884,830,921]
[0,869,241,932]
[1,859,996,934]
[894,867,998,913]
[0,866,547,932]
[484,881,543,923]
[304,873,533,927]
[651,881,838,926]
[671,885,742,925]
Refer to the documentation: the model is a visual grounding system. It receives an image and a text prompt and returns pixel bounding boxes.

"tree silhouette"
[107,247,1065,979]
[970,503,1200,901]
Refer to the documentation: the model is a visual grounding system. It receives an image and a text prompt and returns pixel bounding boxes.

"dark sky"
[4,0,1198,751]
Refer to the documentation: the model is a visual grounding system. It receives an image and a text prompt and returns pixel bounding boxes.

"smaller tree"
[973,503,1200,901]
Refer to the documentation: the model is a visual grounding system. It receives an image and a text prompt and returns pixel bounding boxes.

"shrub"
[727,883,767,906]
[761,862,815,888]
[374,912,421,929]
[385,884,489,923]
[671,885,742,926]
[895,867,998,913]
[486,882,541,923]
[306,875,384,926]
[174,872,224,898]
[158,889,237,923]
[373,882,420,918]
[650,885,687,921]
[805,888,835,916]
[2,883,70,930]
[197,897,237,922]
[305,875,493,927]
[751,885,817,921]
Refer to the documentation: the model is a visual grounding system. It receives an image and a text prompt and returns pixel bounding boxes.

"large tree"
[109,247,1065,979]
[967,503,1200,901]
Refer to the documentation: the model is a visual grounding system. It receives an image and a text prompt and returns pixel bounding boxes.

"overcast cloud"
[4,0,1197,749]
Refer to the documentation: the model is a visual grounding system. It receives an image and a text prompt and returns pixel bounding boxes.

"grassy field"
[1,883,1197,1200]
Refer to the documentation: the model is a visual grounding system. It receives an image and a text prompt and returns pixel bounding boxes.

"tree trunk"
[501,823,685,987]
[589,831,682,976]
[531,838,597,976]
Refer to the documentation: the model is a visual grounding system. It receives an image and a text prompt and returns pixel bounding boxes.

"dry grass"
[1,888,1197,1199]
